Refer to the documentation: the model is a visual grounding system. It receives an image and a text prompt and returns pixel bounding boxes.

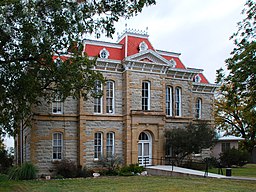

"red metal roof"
[84,44,123,60]
[161,55,186,69]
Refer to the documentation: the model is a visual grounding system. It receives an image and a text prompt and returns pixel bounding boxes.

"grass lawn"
[208,164,256,178]
[1,175,256,192]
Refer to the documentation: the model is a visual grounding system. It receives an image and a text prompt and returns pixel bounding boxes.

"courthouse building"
[17,28,217,175]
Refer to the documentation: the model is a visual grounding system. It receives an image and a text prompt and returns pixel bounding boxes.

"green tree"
[0,0,156,137]
[215,0,256,153]
[165,122,216,163]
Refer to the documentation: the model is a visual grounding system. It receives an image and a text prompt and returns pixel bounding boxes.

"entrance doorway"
[138,131,152,166]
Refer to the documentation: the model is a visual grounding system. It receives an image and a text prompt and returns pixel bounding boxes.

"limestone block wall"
[83,120,123,167]
[127,72,164,111]
[34,96,78,115]
[192,92,215,121]
[83,72,123,115]
[164,78,193,118]
[33,119,78,175]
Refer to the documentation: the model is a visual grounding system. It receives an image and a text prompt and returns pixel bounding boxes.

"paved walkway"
[146,165,256,181]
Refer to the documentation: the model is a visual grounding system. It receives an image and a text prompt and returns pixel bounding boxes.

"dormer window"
[139,41,148,52]
[169,58,176,68]
[194,74,201,83]
[99,48,109,59]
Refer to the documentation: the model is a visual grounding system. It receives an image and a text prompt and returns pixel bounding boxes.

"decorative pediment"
[124,49,175,67]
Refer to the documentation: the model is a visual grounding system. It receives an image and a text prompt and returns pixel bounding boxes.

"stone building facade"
[17,29,217,175]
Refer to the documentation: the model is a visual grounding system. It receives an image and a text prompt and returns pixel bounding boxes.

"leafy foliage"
[8,162,38,180]
[119,164,145,176]
[219,148,250,167]
[54,159,77,178]
[0,144,13,174]
[215,0,256,153]
[165,122,216,162]
[97,155,123,176]
[0,0,156,137]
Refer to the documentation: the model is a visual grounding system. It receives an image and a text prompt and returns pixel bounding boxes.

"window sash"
[175,87,181,116]
[94,81,103,113]
[142,81,150,110]
[166,87,173,116]
[195,98,202,119]
[94,132,103,159]
[106,132,115,158]
[53,133,63,160]
[106,81,114,113]
[52,95,63,114]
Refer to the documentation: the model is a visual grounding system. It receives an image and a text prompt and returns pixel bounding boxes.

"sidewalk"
[146,165,256,181]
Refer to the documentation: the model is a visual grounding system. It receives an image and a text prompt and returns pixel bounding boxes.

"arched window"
[194,74,201,83]
[93,80,103,114]
[53,132,63,160]
[166,86,173,116]
[94,132,103,160]
[195,98,202,119]
[52,92,63,114]
[106,80,115,114]
[99,48,109,59]
[142,81,150,110]
[106,132,115,158]
[175,87,182,116]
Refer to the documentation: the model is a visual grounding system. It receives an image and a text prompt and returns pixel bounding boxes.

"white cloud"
[111,0,245,83]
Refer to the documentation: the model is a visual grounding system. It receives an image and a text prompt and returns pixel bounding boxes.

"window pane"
[53,133,62,160]
[138,143,142,156]
[144,143,149,156]
[142,81,150,110]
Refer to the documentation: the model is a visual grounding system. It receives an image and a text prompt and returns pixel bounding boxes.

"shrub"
[0,146,13,174]
[219,148,250,167]
[77,166,94,178]
[55,159,77,178]
[0,173,8,181]
[119,164,145,176]
[97,156,123,176]
[8,162,38,180]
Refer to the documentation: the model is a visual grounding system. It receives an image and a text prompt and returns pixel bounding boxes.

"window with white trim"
[52,94,63,114]
[53,133,63,160]
[99,48,109,59]
[166,86,173,116]
[142,81,150,110]
[93,80,103,113]
[221,142,230,152]
[195,98,202,119]
[194,74,201,83]
[175,87,182,116]
[94,132,103,160]
[106,132,115,158]
[106,81,115,114]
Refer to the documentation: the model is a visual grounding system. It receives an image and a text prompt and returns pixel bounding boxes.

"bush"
[97,156,123,176]
[77,166,94,178]
[55,159,77,178]
[219,148,250,167]
[119,164,145,176]
[8,162,38,180]
[0,147,13,174]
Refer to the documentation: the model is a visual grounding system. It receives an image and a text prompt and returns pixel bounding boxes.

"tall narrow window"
[53,133,63,160]
[94,132,103,160]
[195,98,202,119]
[106,81,115,114]
[175,87,181,116]
[93,80,103,113]
[106,132,115,158]
[52,94,63,114]
[142,81,150,110]
[166,86,173,116]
